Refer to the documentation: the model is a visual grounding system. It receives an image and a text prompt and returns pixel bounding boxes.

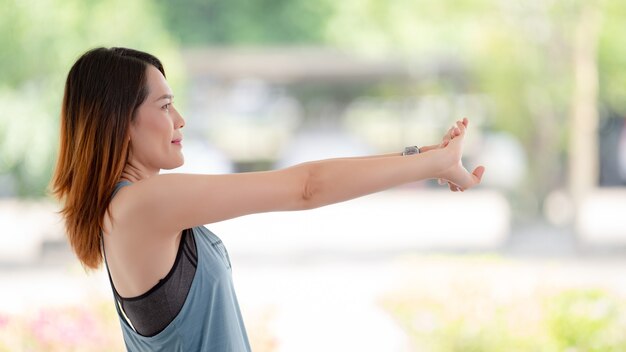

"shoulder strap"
[111,180,132,199]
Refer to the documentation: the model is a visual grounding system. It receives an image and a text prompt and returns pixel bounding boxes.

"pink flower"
[29,307,101,346]
[0,313,9,329]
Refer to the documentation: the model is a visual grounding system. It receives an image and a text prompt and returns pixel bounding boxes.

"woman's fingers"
[448,121,466,146]
[472,166,485,183]
[448,120,465,142]
[442,127,454,142]
[455,166,485,192]
[441,118,470,149]
[439,178,460,193]
[456,120,466,133]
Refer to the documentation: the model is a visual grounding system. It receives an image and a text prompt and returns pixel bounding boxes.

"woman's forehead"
[146,65,172,98]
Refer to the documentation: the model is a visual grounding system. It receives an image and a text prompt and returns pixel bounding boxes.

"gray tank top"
[103,180,251,351]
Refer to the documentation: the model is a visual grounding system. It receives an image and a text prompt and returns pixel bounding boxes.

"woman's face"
[128,65,185,172]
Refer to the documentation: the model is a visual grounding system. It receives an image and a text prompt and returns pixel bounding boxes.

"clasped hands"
[418,117,485,192]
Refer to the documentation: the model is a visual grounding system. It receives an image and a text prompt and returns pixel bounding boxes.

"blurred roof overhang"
[182,47,424,84]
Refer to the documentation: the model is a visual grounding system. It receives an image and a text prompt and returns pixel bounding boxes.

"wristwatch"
[402,145,421,156]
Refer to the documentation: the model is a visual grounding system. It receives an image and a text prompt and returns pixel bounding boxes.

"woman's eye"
[162,103,171,111]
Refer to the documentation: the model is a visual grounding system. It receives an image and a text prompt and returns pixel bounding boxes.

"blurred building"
[180,47,481,171]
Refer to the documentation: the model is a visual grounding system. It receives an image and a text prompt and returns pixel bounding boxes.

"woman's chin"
[162,157,185,171]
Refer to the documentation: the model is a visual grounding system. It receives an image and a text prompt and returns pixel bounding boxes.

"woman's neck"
[120,160,158,183]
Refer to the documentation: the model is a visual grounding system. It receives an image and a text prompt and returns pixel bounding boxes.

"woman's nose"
[174,109,185,129]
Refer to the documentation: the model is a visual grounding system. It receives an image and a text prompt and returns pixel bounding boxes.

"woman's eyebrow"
[154,94,174,102]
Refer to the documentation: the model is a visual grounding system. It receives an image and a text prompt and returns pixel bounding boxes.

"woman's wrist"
[416,144,439,153]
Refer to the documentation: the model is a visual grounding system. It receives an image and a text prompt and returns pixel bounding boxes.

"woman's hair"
[49,47,165,270]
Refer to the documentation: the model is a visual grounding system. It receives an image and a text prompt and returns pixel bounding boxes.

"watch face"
[404,146,419,155]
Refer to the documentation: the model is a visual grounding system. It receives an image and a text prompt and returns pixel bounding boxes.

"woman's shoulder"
[103,180,137,235]
[104,177,185,239]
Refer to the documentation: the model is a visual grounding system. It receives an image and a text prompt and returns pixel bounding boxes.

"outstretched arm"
[118,118,484,235]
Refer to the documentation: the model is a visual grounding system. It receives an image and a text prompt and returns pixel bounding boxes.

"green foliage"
[325,0,496,58]
[598,0,626,115]
[383,269,626,352]
[152,0,333,46]
[546,289,626,351]
[0,0,184,197]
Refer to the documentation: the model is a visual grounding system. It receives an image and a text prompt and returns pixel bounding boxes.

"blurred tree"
[324,0,626,219]
[152,0,332,46]
[569,2,601,206]
[0,0,183,197]
[322,0,561,217]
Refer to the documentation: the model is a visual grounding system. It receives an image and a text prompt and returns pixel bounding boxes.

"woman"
[50,47,484,351]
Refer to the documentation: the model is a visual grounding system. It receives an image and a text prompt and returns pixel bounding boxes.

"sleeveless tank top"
[102,180,251,351]
[103,225,197,337]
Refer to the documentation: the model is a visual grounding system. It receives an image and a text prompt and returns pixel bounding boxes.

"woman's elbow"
[298,164,322,210]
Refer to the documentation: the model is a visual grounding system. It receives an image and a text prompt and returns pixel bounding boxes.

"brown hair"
[49,47,165,270]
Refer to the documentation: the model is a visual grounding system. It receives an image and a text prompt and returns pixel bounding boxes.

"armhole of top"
[102,180,136,330]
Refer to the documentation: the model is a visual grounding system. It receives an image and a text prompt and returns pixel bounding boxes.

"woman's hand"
[435,118,485,192]
[437,119,464,190]
[420,118,479,191]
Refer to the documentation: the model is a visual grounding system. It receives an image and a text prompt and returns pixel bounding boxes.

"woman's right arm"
[120,120,483,236]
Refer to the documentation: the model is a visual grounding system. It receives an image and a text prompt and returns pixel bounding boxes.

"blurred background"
[1,0,626,350]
